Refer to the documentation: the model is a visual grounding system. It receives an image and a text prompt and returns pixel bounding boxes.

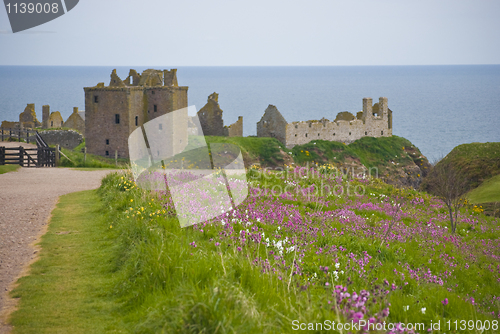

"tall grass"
[95,168,500,333]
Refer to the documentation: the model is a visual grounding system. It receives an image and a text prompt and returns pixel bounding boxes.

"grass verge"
[467,173,500,204]
[0,165,20,174]
[8,190,126,333]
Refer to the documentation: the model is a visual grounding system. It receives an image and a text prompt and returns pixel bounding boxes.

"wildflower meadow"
[98,164,500,333]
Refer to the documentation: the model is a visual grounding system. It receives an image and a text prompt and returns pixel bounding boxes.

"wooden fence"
[0,146,56,167]
[0,128,37,143]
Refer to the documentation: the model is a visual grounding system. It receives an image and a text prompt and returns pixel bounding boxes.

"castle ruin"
[1,103,85,134]
[84,69,188,159]
[196,92,243,137]
[257,97,393,148]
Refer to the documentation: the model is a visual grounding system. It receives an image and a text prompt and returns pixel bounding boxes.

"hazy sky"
[1,0,499,66]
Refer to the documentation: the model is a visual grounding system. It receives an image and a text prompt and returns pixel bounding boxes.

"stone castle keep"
[257,97,393,148]
[84,69,189,158]
[1,68,394,158]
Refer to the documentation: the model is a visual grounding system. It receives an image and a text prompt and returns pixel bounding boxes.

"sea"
[0,65,499,162]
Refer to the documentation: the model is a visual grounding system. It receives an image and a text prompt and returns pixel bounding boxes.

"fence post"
[0,147,4,165]
[115,150,118,167]
[19,146,24,167]
[55,145,60,166]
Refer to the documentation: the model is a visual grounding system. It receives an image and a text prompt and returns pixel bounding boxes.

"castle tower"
[379,97,388,119]
[84,69,188,159]
[42,105,50,129]
[362,97,373,121]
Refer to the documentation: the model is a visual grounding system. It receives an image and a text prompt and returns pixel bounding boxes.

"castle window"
[365,131,367,135]
[94,96,98,103]
[115,114,120,124]
[295,134,297,137]
[152,90,155,95]
[51,121,53,127]
[318,133,320,136]
[105,151,109,156]
[154,105,157,112]
[295,125,298,129]
[333,133,335,136]
[349,132,351,135]
[159,124,163,130]
[308,123,312,128]
[106,139,109,145]
[305,133,308,137]
[61,121,63,127]
[135,116,138,126]
[381,131,384,135]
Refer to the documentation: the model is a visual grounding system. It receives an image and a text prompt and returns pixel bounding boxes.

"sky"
[0,0,499,66]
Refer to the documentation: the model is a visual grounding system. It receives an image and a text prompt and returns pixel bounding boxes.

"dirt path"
[0,160,118,333]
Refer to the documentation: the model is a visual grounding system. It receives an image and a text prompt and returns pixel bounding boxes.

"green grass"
[9,190,126,333]
[203,136,286,167]
[97,172,499,332]
[291,136,426,168]
[58,141,128,168]
[467,173,500,203]
[0,164,20,174]
[436,142,500,189]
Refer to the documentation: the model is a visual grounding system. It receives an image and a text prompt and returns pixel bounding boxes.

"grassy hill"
[437,142,500,189]
[419,142,500,217]
[467,174,500,204]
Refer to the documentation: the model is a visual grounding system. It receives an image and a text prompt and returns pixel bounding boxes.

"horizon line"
[1,64,499,68]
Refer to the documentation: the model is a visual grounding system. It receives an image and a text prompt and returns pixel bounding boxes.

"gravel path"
[0,146,118,333]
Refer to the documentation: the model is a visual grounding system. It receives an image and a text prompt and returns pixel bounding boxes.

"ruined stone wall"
[39,129,83,150]
[268,97,392,148]
[84,69,189,159]
[63,107,85,136]
[197,93,225,136]
[48,111,64,128]
[85,88,131,158]
[1,121,19,128]
[225,116,243,137]
[256,105,287,145]
[19,103,41,128]
[170,87,188,112]
[172,108,188,155]
[128,89,145,136]
[42,105,50,129]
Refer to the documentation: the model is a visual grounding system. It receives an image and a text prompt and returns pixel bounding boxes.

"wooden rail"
[0,146,55,167]
[0,128,37,143]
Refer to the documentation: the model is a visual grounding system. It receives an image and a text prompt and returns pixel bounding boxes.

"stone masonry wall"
[84,69,188,159]
[225,116,243,137]
[256,105,287,145]
[39,129,83,150]
[19,103,41,128]
[63,107,85,136]
[284,97,392,148]
[85,88,131,158]
[197,93,225,136]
